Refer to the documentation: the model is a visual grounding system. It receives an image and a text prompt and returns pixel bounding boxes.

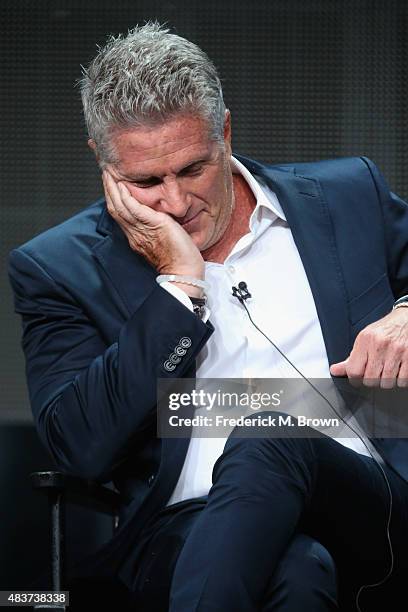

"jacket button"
[148,474,155,486]
[175,345,187,356]
[169,353,182,364]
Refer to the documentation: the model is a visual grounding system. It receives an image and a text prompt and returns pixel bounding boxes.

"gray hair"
[79,21,226,164]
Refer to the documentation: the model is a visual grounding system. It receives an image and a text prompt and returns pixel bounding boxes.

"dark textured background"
[2,0,408,420]
[1,0,408,590]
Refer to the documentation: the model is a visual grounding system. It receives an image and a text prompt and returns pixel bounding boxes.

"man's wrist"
[169,282,204,298]
[158,267,205,280]
[156,274,209,298]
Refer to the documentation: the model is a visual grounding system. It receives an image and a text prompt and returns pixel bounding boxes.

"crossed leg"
[169,415,407,611]
[133,502,337,611]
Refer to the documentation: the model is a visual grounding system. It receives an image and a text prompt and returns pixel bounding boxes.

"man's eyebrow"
[122,157,211,182]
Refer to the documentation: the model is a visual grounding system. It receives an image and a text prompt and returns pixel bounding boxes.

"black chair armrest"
[30,470,124,516]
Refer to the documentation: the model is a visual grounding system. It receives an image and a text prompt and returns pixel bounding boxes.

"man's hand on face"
[330,307,408,388]
[102,169,205,281]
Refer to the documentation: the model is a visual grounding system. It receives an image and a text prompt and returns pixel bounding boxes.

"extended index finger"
[343,340,369,388]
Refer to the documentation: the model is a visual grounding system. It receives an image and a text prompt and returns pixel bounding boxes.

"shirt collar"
[230,155,287,230]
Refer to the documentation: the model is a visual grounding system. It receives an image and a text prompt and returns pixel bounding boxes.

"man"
[8,21,408,611]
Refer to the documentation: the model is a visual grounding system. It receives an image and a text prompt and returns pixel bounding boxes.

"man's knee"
[283,534,337,584]
[267,534,338,606]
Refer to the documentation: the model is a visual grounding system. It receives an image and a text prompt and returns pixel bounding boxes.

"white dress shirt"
[164,155,371,506]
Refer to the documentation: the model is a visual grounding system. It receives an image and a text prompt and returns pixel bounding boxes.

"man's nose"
[159,180,190,218]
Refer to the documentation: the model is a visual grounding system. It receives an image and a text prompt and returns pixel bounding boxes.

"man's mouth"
[179,210,202,227]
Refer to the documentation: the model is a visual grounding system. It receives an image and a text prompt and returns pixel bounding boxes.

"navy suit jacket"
[8,154,408,582]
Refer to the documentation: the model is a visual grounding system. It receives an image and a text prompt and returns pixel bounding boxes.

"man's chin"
[189,230,210,251]
[190,223,217,252]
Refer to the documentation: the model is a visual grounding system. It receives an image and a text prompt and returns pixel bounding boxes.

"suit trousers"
[162,415,408,612]
[131,498,337,612]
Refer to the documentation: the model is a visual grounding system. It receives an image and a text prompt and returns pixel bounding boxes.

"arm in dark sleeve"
[361,157,408,298]
[8,248,213,482]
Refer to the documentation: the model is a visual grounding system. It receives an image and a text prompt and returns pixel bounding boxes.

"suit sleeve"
[8,247,213,482]
[361,157,408,298]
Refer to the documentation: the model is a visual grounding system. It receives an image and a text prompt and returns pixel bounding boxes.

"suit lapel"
[237,156,352,365]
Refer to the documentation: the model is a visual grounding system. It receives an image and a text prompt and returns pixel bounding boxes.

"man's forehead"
[111,124,218,178]
[115,145,216,177]
[113,115,211,152]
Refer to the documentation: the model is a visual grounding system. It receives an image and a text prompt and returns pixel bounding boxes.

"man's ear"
[223,110,232,154]
[88,138,100,163]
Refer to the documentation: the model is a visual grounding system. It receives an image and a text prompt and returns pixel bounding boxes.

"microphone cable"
[231,281,394,612]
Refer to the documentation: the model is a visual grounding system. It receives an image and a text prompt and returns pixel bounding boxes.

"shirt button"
[148,474,155,486]
[228,265,235,274]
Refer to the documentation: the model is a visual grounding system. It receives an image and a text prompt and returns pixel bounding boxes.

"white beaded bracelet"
[156,274,210,293]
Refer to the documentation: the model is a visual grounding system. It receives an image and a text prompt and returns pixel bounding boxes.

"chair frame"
[30,471,123,611]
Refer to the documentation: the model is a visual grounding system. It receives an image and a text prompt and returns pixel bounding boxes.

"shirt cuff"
[159,281,211,322]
